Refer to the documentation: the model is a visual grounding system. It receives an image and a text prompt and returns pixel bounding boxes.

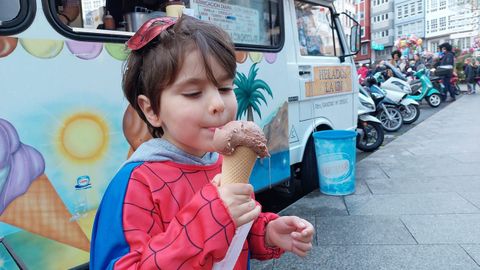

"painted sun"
[58,112,109,163]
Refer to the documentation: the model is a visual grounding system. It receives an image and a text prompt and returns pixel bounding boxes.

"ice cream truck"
[0,0,359,268]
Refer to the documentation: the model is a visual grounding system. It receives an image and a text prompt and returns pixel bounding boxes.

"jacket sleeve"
[247,211,285,260]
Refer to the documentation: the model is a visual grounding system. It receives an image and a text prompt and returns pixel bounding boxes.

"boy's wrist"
[264,222,275,248]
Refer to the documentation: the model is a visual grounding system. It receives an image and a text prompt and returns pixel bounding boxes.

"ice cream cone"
[221,146,257,185]
[0,174,90,252]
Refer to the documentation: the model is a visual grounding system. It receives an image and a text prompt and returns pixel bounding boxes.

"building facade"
[394,0,425,40]
[370,0,395,62]
[425,0,479,52]
[355,0,372,64]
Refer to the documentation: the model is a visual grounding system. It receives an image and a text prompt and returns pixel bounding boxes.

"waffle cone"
[0,174,90,251]
[221,146,257,185]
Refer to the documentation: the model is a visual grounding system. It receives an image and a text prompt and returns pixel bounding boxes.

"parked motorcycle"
[365,77,404,132]
[379,63,442,107]
[373,72,421,124]
[357,86,384,152]
[408,68,442,107]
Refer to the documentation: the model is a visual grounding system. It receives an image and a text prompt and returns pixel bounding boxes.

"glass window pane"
[190,0,281,47]
[0,1,21,22]
[294,1,341,57]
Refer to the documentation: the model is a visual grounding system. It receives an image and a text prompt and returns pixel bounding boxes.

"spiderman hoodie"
[90,138,284,270]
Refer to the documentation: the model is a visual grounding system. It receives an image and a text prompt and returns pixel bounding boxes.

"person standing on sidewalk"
[437,42,456,101]
[464,58,477,94]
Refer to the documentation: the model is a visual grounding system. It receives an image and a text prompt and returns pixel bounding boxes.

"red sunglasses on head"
[126,17,177,51]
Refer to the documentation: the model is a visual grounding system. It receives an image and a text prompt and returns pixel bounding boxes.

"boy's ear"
[137,95,162,127]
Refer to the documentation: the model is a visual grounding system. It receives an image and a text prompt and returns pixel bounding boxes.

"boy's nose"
[208,91,225,115]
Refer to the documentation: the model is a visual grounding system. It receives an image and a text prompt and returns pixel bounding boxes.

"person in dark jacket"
[464,58,476,94]
[438,42,456,101]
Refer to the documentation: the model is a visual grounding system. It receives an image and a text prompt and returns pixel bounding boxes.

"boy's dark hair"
[391,50,401,59]
[439,42,452,52]
[123,15,237,138]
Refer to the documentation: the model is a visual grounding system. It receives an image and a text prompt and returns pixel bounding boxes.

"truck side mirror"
[350,24,360,54]
[337,12,360,62]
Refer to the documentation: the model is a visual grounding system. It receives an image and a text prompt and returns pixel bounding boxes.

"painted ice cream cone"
[0,174,90,251]
[0,118,90,252]
[213,121,269,185]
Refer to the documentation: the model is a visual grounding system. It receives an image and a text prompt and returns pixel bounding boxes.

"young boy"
[90,16,314,270]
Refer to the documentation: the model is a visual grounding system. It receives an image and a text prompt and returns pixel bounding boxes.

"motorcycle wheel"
[356,121,384,152]
[377,107,403,132]
[400,104,420,124]
[427,93,442,107]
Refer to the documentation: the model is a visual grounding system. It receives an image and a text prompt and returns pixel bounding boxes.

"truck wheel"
[300,136,319,193]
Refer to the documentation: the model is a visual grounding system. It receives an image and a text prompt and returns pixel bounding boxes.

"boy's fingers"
[291,245,308,258]
[236,205,261,227]
[292,240,312,252]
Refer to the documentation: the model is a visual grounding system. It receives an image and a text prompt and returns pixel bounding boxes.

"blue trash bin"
[313,130,356,195]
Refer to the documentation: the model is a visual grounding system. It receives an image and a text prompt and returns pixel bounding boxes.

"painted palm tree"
[234,63,273,121]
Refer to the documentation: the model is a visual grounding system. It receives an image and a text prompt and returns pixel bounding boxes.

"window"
[398,8,402,19]
[361,43,368,55]
[45,0,283,50]
[361,26,365,37]
[431,18,438,32]
[439,0,446,9]
[439,17,446,31]
[411,3,415,14]
[0,1,21,21]
[0,0,35,35]
[417,0,422,14]
[294,1,342,56]
[397,25,403,36]
[403,5,408,17]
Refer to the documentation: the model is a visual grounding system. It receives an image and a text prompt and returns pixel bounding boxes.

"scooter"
[365,77,404,132]
[357,86,384,152]
[373,72,421,124]
[377,62,412,94]
[407,68,442,107]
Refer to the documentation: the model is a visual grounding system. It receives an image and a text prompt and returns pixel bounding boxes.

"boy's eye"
[219,87,233,93]
[183,91,201,97]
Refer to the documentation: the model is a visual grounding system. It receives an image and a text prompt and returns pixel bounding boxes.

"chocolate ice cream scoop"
[212,121,269,158]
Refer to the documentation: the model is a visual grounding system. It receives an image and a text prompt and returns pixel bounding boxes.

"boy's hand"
[265,216,314,257]
[212,174,261,227]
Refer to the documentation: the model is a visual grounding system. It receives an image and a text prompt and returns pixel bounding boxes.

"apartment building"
[425,0,479,52]
[370,0,395,62]
[394,0,425,40]
[355,0,372,64]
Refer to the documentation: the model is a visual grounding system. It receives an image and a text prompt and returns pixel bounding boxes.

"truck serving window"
[294,1,341,57]
[0,0,35,35]
[46,0,282,51]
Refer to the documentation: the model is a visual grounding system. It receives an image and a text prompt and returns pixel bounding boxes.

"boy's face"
[144,49,237,157]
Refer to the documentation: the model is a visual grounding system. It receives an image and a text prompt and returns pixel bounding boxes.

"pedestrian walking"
[464,58,476,94]
[436,42,456,101]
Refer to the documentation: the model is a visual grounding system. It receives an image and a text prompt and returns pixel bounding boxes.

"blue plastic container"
[313,130,356,195]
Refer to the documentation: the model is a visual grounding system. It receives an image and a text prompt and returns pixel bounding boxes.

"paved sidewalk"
[252,93,480,269]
